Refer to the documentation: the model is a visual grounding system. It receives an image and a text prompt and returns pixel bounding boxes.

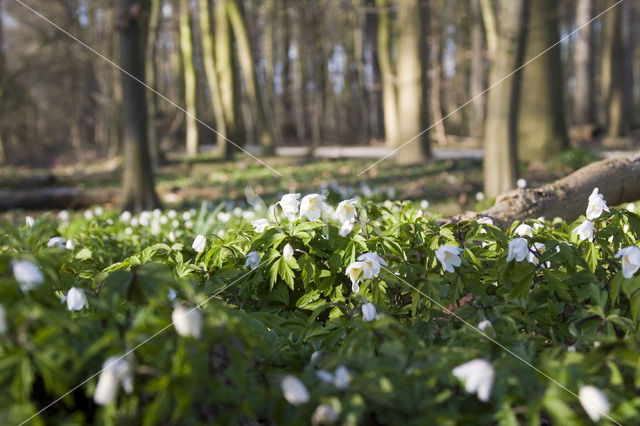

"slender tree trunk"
[517,0,568,161]
[573,0,596,125]
[145,0,162,167]
[226,0,276,154]
[179,0,198,157]
[215,0,238,158]
[483,0,528,198]
[117,0,160,212]
[469,0,486,139]
[429,0,447,146]
[198,0,227,151]
[376,0,399,149]
[395,0,430,164]
[621,0,636,131]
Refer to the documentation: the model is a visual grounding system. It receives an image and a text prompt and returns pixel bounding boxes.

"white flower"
[516,178,527,189]
[245,251,261,270]
[339,220,354,237]
[12,260,44,291]
[252,218,270,233]
[528,242,548,266]
[83,210,94,220]
[514,224,534,237]
[312,404,339,425]
[616,246,640,278]
[279,193,301,219]
[477,217,493,226]
[0,304,7,334]
[452,359,495,402]
[357,252,387,278]
[362,302,377,322]
[436,245,463,273]
[25,216,35,227]
[217,212,232,223]
[333,365,351,390]
[58,210,70,222]
[283,243,294,260]
[316,370,334,383]
[167,288,177,301]
[573,220,595,242]
[506,238,529,262]
[120,211,132,222]
[94,206,104,217]
[299,194,327,221]
[46,236,67,248]
[94,356,133,405]
[345,261,365,292]
[475,192,485,201]
[65,239,75,250]
[579,385,610,422]
[124,227,133,235]
[336,199,357,223]
[478,319,492,332]
[420,200,430,209]
[281,375,309,406]
[172,304,202,338]
[586,187,609,220]
[192,234,206,253]
[66,287,88,311]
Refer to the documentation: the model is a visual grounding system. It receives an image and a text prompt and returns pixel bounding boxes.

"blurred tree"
[377,0,430,164]
[573,0,596,125]
[199,0,227,152]
[179,0,199,157]
[483,0,528,198]
[118,0,160,212]
[517,0,568,161]
[601,0,634,138]
[145,0,162,166]
[226,0,276,154]
[469,0,487,139]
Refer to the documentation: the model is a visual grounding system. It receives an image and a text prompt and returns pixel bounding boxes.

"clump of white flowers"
[345,252,387,293]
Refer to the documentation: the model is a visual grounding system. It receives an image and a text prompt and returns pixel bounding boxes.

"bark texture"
[455,153,640,228]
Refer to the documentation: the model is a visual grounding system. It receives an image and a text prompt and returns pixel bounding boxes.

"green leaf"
[75,247,92,261]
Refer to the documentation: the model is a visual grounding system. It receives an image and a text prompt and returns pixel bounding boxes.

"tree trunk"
[117,0,160,213]
[483,0,528,198]
[376,0,399,149]
[215,0,238,158]
[517,0,568,161]
[226,0,276,154]
[198,0,227,151]
[573,0,596,125]
[469,0,486,139]
[621,0,636,131]
[455,153,640,228]
[429,0,447,146]
[179,0,198,157]
[145,0,161,167]
[395,0,430,164]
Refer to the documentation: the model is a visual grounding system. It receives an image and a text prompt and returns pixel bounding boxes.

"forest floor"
[0,145,619,218]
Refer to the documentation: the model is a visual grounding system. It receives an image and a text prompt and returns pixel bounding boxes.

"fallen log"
[453,153,640,228]
[0,187,120,211]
